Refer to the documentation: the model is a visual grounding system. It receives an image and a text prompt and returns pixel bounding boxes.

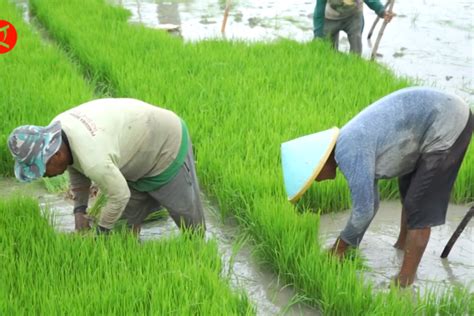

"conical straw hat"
[281,127,339,203]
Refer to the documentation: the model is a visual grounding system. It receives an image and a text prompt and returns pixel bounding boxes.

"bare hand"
[384,11,395,23]
[330,237,349,259]
[131,224,141,236]
[74,212,91,231]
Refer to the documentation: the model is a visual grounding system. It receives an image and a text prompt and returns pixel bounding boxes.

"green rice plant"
[88,190,166,223]
[42,173,70,193]
[0,0,95,176]
[0,2,254,314]
[19,0,474,313]
[0,196,254,315]
[87,190,107,217]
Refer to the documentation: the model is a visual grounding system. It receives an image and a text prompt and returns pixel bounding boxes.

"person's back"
[334,87,471,252]
[53,98,183,181]
[336,87,470,179]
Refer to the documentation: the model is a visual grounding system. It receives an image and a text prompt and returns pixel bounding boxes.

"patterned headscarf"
[7,121,62,182]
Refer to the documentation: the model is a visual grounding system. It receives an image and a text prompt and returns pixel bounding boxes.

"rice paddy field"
[1,0,473,314]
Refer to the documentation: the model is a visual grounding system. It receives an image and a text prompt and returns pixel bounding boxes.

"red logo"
[0,20,18,54]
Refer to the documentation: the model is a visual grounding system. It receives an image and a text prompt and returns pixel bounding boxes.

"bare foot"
[392,273,415,288]
[393,240,405,250]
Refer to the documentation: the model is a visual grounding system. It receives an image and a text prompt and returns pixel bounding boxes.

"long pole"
[367,0,390,41]
[441,206,474,258]
[370,0,395,60]
[221,0,232,34]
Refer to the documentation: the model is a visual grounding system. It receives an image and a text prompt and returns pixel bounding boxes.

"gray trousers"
[121,137,206,232]
[323,11,364,55]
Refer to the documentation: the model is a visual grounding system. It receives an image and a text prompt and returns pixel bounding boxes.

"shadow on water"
[0,178,316,316]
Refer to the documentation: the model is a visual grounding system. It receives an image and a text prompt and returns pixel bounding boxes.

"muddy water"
[319,200,474,295]
[1,177,472,306]
[111,0,473,103]
[0,178,315,316]
[140,203,316,316]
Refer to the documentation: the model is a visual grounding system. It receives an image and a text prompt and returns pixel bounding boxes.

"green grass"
[26,0,473,314]
[0,196,254,315]
[42,173,70,193]
[0,0,95,176]
[0,3,254,314]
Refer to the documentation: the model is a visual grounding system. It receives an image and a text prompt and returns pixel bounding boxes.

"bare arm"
[68,166,91,231]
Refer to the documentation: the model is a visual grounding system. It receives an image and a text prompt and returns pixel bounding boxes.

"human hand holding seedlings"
[330,237,350,259]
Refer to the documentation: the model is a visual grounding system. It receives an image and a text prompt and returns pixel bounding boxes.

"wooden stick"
[441,206,474,258]
[370,0,395,60]
[221,0,232,34]
[367,0,390,40]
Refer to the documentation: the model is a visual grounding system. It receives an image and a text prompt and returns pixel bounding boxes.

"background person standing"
[313,0,394,54]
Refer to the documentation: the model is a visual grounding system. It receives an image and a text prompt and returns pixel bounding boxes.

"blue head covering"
[7,121,62,182]
[281,127,339,203]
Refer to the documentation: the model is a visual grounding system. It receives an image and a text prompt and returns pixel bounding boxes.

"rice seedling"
[0,196,255,315]
[88,191,166,223]
[42,173,69,193]
[28,0,473,314]
[0,2,254,314]
[26,0,473,314]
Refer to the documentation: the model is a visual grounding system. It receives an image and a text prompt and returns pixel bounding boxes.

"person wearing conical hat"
[8,98,206,236]
[281,87,472,287]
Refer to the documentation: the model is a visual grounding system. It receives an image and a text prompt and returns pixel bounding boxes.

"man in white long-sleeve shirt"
[8,98,206,235]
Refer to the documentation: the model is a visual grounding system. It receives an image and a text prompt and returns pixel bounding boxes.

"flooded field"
[2,177,472,313]
[113,0,474,103]
[4,0,472,313]
[319,201,474,295]
[0,178,315,316]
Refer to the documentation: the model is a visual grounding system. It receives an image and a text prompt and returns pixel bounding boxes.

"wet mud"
[0,178,315,316]
[1,177,472,310]
[319,200,474,295]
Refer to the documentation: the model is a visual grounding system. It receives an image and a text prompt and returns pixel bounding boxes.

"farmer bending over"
[281,87,472,287]
[313,0,394,54]
[8,99,206,235]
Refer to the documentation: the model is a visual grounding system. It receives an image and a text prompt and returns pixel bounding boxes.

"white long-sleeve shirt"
[52,98,183,229]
